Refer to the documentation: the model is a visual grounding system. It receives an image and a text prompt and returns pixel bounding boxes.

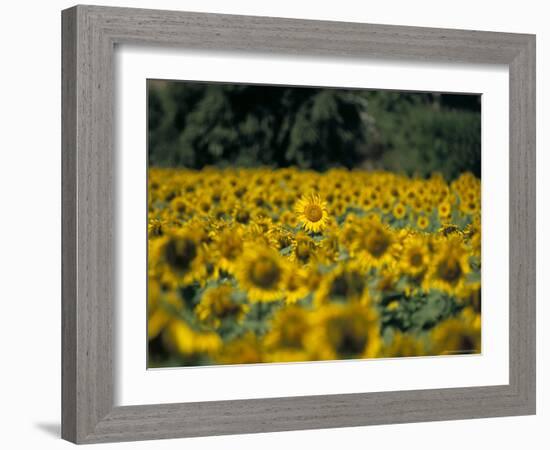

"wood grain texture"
[508,36,536,407]
[61,4,536,444]
[61,7,77,443]
[62,5,115,442]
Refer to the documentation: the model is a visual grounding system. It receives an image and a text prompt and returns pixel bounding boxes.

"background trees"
[148,80,481,180]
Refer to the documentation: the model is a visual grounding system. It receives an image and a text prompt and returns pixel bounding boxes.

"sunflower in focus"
[295,193,330,233]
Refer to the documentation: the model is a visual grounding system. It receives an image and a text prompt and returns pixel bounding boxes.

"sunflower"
[317,227,341,263]
[438,200,452,219]
[359,192,375,211]
[470,228,481,258]
[279,210,299,228]
[215,333,263,365]
[147,277,161,312]
[429,308,481,355]
[379,195,393,214]
[416,214,430,230]
[315,263,369,305]
[232,204,251,224]
[291,232,318,265]
[305,303,381,361]
[382,331,427,358]
[150,227,206,284]
[339,219,360,252]
[148,217,166,238]
[392,202,407,220]
[295,193,330,233]
[195,284,249,328]
[460,197,479,216]
[212,226,244,274]
[170,196,189,216]
[267,225,294,251]
[236,246,286,302]
[425,236,471,296]
[147,291,181,340]
[263,306,311,362]
[438,223,463,237]
[400,235,430,277]
[282,267,310,304]
[376,261,401,293]
[146,167,483,367]
[355,219,397,269]
[164,320,222,357]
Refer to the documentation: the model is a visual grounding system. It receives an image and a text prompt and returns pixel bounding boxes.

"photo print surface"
[146,80,481,368]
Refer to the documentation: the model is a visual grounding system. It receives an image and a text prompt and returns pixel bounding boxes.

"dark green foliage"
[380,291,463,333]
[148,81,481,180]
[148,81,370,171]
[364,91,481,180]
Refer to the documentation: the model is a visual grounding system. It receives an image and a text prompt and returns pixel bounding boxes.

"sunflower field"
[147,167,481,367]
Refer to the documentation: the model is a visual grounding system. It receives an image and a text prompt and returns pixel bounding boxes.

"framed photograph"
[61,5,536,444]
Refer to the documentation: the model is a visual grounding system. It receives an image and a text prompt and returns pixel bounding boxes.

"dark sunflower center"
[287,274,300,291]
[235,210,250,224]
[250,258,281,288]
[213,300,240,318]
[165,237,197,272]
[329,272,365,299]
[304,204,322,222]
[234,187,247,198]
[278,235,292,249]
[173,201,186,213]
[281,317,307,348]
[437,258,462,283]
[410,252,424,267]
[441,225,459,236]
[458,335,477,353]
[337,332,367,358]
[366,230,390,257]
[295,242,312,263]
[220,236,242,259]
[328,318,367,358]
[149,221,163,237]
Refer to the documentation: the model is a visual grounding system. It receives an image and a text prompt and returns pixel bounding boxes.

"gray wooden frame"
[61,4,536,444]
